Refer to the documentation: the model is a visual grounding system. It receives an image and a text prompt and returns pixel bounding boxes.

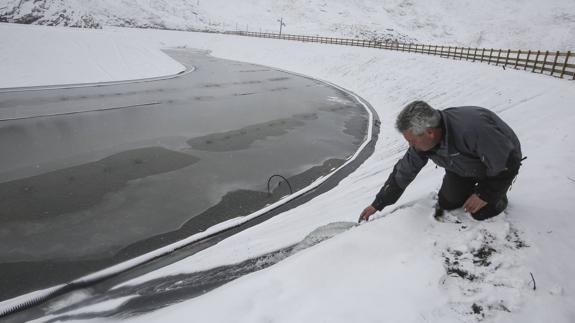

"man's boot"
[493,195,508,215]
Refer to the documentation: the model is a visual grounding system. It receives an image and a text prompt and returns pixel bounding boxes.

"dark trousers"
[437,171,509,221]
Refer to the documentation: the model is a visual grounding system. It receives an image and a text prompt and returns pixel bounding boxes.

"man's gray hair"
[395,101,441,135]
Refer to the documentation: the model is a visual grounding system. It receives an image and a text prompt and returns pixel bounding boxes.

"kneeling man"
[359,101,522,223]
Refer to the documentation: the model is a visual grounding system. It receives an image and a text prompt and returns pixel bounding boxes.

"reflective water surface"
[0,50,369,302]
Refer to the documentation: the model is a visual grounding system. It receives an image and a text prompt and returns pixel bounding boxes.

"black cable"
[267,174,293,195]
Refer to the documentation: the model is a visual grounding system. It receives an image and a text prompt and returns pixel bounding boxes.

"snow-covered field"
[0,23,185,88]
[1,0,575,51]
[1,22,573,322]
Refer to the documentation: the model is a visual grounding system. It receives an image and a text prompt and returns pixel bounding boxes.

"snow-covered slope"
[21,30,575,323]
[0,1,574,321]
[0,23,185,88]
[1,0,574,50]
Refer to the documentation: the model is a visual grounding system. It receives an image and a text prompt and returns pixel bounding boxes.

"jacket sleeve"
[465,119,521,204]
[371,147,428,210]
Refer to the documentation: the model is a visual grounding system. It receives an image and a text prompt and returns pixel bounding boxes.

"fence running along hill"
[225,31,574,81]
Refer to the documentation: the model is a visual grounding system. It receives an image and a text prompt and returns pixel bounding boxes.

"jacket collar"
[429,110,452,157]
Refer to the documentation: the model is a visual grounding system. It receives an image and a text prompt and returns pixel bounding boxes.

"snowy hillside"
[1,0,575,50]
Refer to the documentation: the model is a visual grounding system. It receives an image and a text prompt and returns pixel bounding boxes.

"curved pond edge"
[0,58,381,318]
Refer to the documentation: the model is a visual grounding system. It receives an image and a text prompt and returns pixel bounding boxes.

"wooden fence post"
[541,51,549,73]
[487,48,493,64]
[495,49,502,65]
[532,51,541,72]
[514,50,521,69]
[551,51,560,76]
[504,49,510,67]
[560,51,571,79]
[408,43,412,52]
[525,50,532,70]
[480,48,485,62]
[466,47,471,60]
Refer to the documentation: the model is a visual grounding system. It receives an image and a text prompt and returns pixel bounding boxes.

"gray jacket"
[372,106,522,210]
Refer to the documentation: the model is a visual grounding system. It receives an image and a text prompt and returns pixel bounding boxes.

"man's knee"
[438,172,475,210]
[438,191,464,210]
[470,210,498,221]
[471,196,508,221]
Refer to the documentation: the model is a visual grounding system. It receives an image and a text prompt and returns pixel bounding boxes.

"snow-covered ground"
[108,32,575,323]
[2,0,575,319]
[2,0,575,51]
[0,23,185,88]
[1,22,573,322]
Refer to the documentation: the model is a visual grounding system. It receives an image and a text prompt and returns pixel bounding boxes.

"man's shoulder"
[442,106,497,127]
[443,106,492,115]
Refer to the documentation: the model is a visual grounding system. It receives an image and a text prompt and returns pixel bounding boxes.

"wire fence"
[223,31,574,81]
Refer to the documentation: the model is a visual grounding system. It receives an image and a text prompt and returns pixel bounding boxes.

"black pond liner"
[10,222,358,322]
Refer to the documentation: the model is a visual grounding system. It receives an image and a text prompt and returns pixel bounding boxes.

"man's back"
[426,106,522,178]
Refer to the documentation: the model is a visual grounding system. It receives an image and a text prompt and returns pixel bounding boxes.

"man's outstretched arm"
[359,147,428,222]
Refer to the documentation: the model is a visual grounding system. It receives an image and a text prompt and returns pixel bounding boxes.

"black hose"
[267,174,293,195]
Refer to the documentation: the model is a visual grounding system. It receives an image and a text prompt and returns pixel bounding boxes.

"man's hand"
[358,205,377,223]
[463,194,487,214]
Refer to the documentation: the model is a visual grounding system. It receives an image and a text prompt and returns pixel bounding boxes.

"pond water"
[0,49,370,303]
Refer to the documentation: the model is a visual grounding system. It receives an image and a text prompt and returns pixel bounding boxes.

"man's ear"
[427,127,441,140]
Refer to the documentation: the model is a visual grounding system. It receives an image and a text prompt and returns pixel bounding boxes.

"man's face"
[402,129,438,151]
